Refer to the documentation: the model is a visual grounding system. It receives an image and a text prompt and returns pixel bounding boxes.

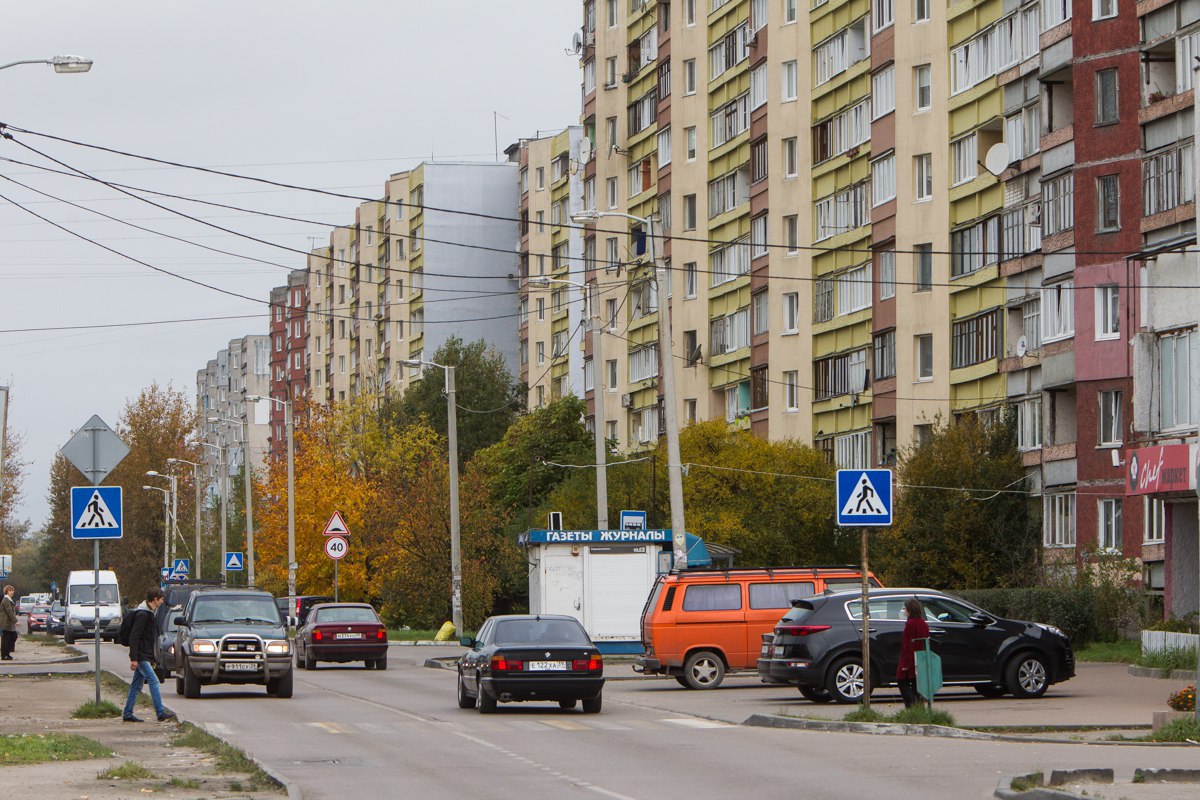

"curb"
[0,644,90,667]
[743,713,996,739]
[995,769,1200,799]
[1127,665,1197,681]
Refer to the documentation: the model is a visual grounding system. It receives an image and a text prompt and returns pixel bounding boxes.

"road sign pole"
[91,426,101,706]
[334,559,338,603]
[860,527,871,712]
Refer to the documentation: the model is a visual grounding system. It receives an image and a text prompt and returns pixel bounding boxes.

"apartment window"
[536,341,545,365]
[629,345,659,382]
[751,291,769,336]
[710,92,751,147]
[1005,105,1041,160]
[915,243,933,290]
[1041,280,1075,343]
[914,0,929,22]
[783,215,799,253]
[683,194,697,230]
[1144,142,1196,216]
[536,297,546,321]
[751,138,768,183]
[784,0,797,22]
[685,0,696,25]
[1044,0,1072,29]
[873,329,896,379]
[1099,390,1123,445]
[339,355,346,375]
[1096,175,1120,231]
[684,262,697,297]
[915,64,931,111]
[1093,0,1116,20]
[1022,298,1042,349]
[606,57,618,87]
[784,371,800,411]
[1159,329,1198,430]
[1098,499,1122,551]
[811,98,870,163]
[871,153,896,206]
[606,358,618,391]
[783,292,799,333]
[724,381,751,422]
[657,127,672,167]
[751,214,768,258]
[951,309,1001,368]
[873,0,894,29]
[1041,172,1075,236]
[606,177,618,209]
[916,334,933,380]
[1096,284,1119,340]
[605,297,618,328]
[814,21,870,86]
[1017,396,1042,450]
[684,329,699,365]
[684,59,696,94]
[1095,69,1118,125]
[915,153,933,200]
[1044,493,1077,547]
[685,126,697,160]
[710,308,751,356]
[750,62,768,110]
[834,431,871,469]
[1145,498,1166,543]
[815,181,870,240]
[878,250,895,300]
[872,66,895,118]
[781,60,798,101]
[951,134,977,185]
[815,348,868,400]
[606,116,618,147]
[536,211,545,232]
[658,59,671,98]
[783,137,798,177]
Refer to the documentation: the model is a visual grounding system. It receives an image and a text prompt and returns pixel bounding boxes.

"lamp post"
[247,395,294,610]
[571,208,687,564]
[529,276,608,530]
[167,457,202,579]
[145,471,177,570]
[197,434,228,584]
[398,359,462,637]
[0,55,93,74]
[209,415,253,586]
[141,486,170,574]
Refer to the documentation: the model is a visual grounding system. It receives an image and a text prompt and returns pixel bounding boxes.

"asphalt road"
[62,641,1195,800]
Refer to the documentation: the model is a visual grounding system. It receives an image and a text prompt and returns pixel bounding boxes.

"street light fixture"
[141,486,170,576]
[397,359,463,637]
[191,439,227,583]
[0,55,93,74]
[145,470,178,571]
[167,457,203,579]
[209,415,253,585]
[528,276,609,530]
[569,207,688,565]
[246,395,294,610]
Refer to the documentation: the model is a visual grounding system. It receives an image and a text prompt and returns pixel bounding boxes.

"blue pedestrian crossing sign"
[225,552,244,571]
[836,469,893,527]
[70,486,123,539]
[173,558,190,575]
[160,567,171,581]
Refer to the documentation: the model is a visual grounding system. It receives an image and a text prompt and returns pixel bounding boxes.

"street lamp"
[247,395,294,610]
[529,276,609,530]
[141,486,170,575]
[192,438,227,583]
[167,457,203,579]
[145,470,177,571]
[398,359,463,637]
[570,208,688,565]
[0,55,93,74]
[209,415,253,585]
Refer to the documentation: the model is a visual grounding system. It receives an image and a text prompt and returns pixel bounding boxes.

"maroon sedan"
[27,604,51,633]
[295,603,388,670]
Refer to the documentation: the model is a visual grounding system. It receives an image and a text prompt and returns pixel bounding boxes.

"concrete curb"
[1127,665,1197,681]
[0,644,90,667]
[743,713,997,739]
[994,769,1200,799]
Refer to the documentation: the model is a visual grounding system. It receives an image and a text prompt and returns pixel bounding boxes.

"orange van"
[634,567,880,689]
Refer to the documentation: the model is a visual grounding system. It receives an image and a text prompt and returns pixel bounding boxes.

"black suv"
[173,589,294,698]
[757,588,1074,704]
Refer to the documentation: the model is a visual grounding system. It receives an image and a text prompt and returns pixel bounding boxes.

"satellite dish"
[984,142,1011,177]
[571,31,583,53]
[578,136,592,164]
[1016,335,1028,358]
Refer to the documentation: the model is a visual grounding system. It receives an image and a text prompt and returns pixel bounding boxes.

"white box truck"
[64,570,122,644]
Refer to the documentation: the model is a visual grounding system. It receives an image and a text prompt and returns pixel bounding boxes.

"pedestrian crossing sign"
[836,469,893,527]
[70,486,123,540]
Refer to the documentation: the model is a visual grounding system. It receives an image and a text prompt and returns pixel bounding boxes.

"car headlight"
[191,639,218,654]
[265,640,292,655]
[110,616,122,625]
[68,616,80,626]
[1035,622,1066,639]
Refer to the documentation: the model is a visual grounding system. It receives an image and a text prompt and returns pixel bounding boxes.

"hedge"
[956,588,1096,648]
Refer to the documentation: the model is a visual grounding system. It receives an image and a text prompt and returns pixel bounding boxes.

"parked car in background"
[18,595,37,615]
[295,603,388,670]
[757,588,1075,704]
[636,567,881,689]
[154,606,183,682]
[27,604,51,632]
[64,570,122,644]
[47,601,66,635]
[275,595,334,626]
[457,614,604,713]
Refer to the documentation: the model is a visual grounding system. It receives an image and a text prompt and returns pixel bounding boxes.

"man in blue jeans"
[124,588,177,723]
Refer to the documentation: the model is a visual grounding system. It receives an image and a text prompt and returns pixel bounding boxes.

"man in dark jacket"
[123,588,176,722]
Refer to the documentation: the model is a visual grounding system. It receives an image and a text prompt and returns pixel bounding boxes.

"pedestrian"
[123,588,177,723]
[1,585,18,660]
[896,596,930,709]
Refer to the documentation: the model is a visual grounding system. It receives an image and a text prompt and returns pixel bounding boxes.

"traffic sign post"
[225,552,244,573]
[619,510,647,530]
[836,469,894,712]
[325,536,348,602]
[323,511,350,537]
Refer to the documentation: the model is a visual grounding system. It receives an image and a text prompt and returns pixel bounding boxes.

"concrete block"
[1047,768,1112,786]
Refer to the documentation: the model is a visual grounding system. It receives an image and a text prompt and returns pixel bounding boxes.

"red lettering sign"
[1126,445,1196,495]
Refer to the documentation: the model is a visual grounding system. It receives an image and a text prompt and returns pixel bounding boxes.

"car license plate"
[773,645,785,657]
[527,660,569,671]
[335,632,363,640]
[223,662,259,672]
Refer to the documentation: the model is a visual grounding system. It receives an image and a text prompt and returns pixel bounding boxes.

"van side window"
[661,585,677,611]
[682,584,742,611]
[748,582,815,609]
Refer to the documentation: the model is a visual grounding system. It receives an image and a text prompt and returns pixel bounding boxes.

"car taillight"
[491,655,523,671]
[572,655,603,671]
[313,629,323,641]
[376,628,387,640]
[775,625,831,637]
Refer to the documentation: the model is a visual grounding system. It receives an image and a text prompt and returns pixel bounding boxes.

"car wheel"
[183,660,202,699]
[304,648,316,671]
[456,673,475,709]
[581,692,602,714]
[682,650,725,690]
[64,629,74,645]
[799,684,833,703]
[1006,652,1049,698]
[175,674,185,696]
[558,699,578,709]
[674,675,690,688]
[974,683,1007,698]
[269,670,294,698]
[154,666,168,683]
[478,686,497,714]
[374,653,387,671]
[826,656,868,704]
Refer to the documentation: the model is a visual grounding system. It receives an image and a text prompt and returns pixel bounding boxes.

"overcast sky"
[1,1,582,528]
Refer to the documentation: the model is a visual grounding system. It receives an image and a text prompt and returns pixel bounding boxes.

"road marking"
[541,718,589,731]
[305,721,352,734]
[203,722,233,736]
[659,718,735,729]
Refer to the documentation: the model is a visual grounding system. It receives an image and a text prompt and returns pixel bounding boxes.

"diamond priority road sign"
[59,415,129,485]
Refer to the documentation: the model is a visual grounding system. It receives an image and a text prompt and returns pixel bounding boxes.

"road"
[64,641,1195,800]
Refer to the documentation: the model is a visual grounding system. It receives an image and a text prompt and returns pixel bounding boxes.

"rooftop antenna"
[494,110,510,162]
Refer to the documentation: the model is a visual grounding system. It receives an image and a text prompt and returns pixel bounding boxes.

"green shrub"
[1139,646,1199,673]
[957,588,1095,647]
[1147,615,1198,634]
[1144,717,1200,743]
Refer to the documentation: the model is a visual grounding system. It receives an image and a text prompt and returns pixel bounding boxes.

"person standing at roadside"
[896,596,930,709]
[123,588,176,723]
[1,585,18,660]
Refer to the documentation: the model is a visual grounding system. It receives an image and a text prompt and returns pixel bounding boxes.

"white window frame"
[1092,0,1116,21]
[951,134,978,186]
[871,153,896,206]
[750,62,768,110]
[1144,498,1166,544]
[872,66,896,119]
[783,292,799,334]
[684,59,697,95]
[914,64,931,112]
[914,0,929,22]
[657,126,672,167]
[781,60,798,101]
[1040,280,1075,344]
[873,0,894,30]
[1095,284,1119,340]
[1158,328,1198,430]
[1017,396,1042,451]
[685,126,698,160]
[783,137,798,177]
[784,370,800,411]
[1044,492,1076,547]
[916,334,933,380]
[878,251,895,300]
[1098,499,1122,552]
[915,153,933,200]
[1099,389,1123,446]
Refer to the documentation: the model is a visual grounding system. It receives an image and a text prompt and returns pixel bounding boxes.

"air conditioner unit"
[621,393,634,408]
[1025,203,1042,228]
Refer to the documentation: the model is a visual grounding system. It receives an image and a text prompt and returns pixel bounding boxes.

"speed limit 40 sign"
[324,535,348,560]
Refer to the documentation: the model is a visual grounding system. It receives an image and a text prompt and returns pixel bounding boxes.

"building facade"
[196,334,271,488]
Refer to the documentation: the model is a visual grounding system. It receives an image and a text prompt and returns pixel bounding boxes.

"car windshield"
[32,605,50,613]
[314,607,377,623]
[493,618,590,645]
[69,584,118,605]
[192,597,280,624]
[51,602,64,613]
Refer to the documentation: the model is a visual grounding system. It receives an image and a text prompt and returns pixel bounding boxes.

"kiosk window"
[749,581,816,609]
[682,584,742,611]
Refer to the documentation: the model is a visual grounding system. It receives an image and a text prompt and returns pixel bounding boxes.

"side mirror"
[459,635,475,648]
[173,616,187,627]
[969,612,993,627]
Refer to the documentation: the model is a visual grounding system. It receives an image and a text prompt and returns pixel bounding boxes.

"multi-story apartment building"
[196,335,272,488]
[305,162,520,408]
[267,271,309,459]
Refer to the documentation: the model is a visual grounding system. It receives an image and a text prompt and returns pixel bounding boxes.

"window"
[750,62,768,109]
[751,214,768,258]
[709,238,752,286]
[629,345,659,382]
[657,127,672,167]
[815,181,870,240]
[1042,172,1075,236]
[914,0,929,22]
[783,371,800,411]
[684,59,696,94]
[1017,396,1042,450]
[834,430,871,469]
[915,153,933,200]
[1099,390,1123,445]
[1098,499,1122,551]
[951,309,1001,368]
[1021,298,1042,350]
[814,19,869,86]
[915,243,933,290]
[783,292,799,333]
[783,137,798,177]
[873,329,896,379]
[951,134,977,185]
[684,262,697,297]
[1096,285,1119,340]
[811,98,870,163]
[606,177,618,209]
[606,116,618,147]
[708,167,750,218]
[605,56,618,87]
[814,348,868,399]
[723,380,751,421]
[878,251,895,300]
[783,215,799,253]
[873,0,894,30]
[872,66,895,118]
[1093,0,1116,20]
[751,138,769,184]
[685,126,697,160]
[1159,329,1198,429]
[685,0,696,25]
[914,64,931,111]
[710,92,751,147]
[872,153,896,206]
[1144,142,1195,216]
[708,21,750,80]
[1096,175,1120,231]
[1095,69,1118,125]
[835,265,871,316]
[1145,498,1166,544]
[781,60,798,101]
[1041,280,1074,343]
[951,215,1001,276]
[683,194,697,230]
[916,334,933,380]
[607,0,617,26]
[1044,493,1076,547]
[1005,105,1041,160]
[606,358,618,391]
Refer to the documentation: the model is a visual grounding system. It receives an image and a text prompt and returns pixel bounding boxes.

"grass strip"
[1139,717,1200,742]
[172,723,281,791]
[73,700,122,719]
[0,733,111,765]
[98,760,154,780]
[1074,639,1140,664]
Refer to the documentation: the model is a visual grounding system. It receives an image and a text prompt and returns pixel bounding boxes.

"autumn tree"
[0,426,29,576]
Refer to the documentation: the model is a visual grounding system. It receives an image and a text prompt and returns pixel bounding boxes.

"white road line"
[659,718,735,729]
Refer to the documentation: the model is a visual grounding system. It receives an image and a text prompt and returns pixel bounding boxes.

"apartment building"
[513,128,588,409]
[304,162,520,409]
[196,335,272,488]
[266,270,309,460]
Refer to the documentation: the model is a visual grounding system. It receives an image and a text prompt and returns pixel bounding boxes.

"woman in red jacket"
[896,597,930,708]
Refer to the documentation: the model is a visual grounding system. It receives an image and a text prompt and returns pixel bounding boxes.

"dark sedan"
[757,588,1075,704]
[154,605,183,681]
[47,601,66,635]
[456,614,604,713]
[295,603,388,670]
[27,604,51,633]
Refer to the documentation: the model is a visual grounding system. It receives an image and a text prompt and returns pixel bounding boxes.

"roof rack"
[668,565,867,580]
